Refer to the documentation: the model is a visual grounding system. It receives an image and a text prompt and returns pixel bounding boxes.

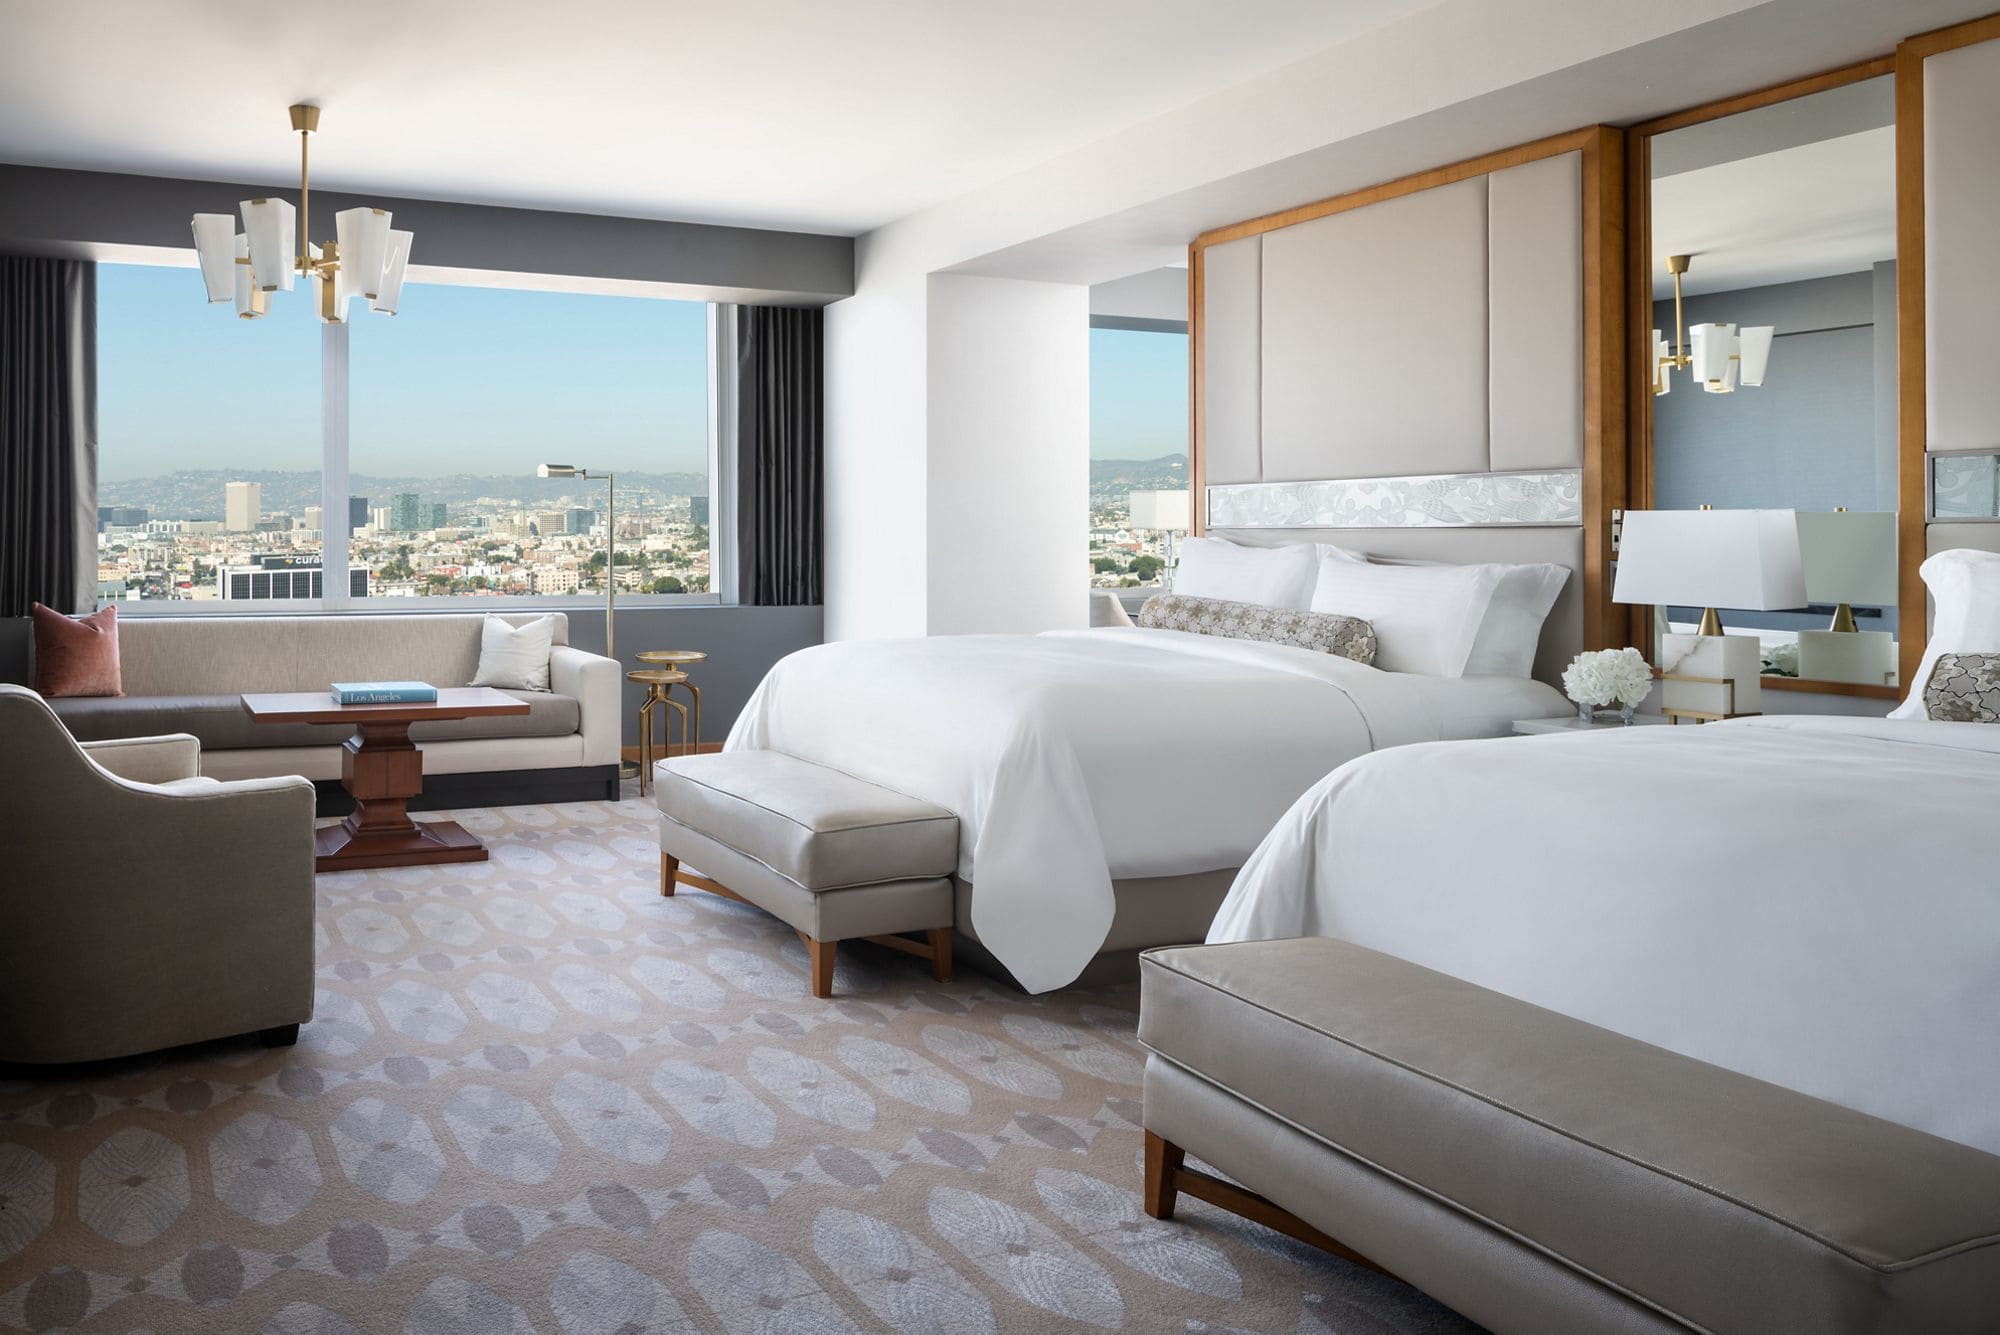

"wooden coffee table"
[241,687,531,872]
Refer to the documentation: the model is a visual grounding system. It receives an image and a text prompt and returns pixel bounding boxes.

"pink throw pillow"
[31,603,123,698]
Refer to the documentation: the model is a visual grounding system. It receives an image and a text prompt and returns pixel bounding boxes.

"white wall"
[926,274,1090,635]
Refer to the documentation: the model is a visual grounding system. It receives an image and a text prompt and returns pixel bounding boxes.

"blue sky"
[1090,326,1188,460]
[97,263,711,480]
[97,264,1186,478]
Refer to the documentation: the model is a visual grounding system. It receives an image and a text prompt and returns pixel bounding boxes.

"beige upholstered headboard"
[1190,127,1622,689]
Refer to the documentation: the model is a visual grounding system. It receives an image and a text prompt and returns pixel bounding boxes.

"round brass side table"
[628,668,689,796]
[634,650,706,756]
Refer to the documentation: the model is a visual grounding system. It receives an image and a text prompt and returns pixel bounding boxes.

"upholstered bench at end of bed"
[1137,937,2000,1335]
[652,751,959,999]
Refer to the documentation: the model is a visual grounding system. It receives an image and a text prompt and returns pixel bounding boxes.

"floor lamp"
[537,464,637,778]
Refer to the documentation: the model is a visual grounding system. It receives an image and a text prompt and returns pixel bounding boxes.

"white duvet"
[730,628,1565,992]
[1211,715,2000,1153]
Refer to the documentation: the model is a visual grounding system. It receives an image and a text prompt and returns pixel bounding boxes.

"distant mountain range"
[1090,454,1188,508]
[98,469,709,521]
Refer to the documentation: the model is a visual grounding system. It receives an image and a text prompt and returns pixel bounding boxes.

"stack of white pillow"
[1171,535,1568,679]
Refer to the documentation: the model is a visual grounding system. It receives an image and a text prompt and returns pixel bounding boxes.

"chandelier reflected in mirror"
[190,105,413,323]
[1651,253,1773,396]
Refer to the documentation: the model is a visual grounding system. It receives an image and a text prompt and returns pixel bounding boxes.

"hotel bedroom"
[3,3,1999,1333]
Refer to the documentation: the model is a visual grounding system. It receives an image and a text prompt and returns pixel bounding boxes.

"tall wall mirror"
[1632,68,1900,696]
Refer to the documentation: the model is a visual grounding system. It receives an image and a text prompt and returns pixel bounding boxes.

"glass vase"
[1577,700,1595,725]
[1619,702,1637,725]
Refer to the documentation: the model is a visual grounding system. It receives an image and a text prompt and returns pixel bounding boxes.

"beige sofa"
[0,684,316,1062]
[44,612,620,799]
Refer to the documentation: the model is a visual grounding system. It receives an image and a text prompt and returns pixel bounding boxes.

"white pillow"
[1174,537,1320,609]
[1309,552,1502,677]
[1462,563,1570,678]
[470,614,557,691]
[1890,549,2000,719]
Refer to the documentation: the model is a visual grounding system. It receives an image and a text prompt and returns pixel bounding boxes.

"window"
[95,262,716,610]
[1088,325,1188,591]
[97,264,323,604]
[349,283,711,600]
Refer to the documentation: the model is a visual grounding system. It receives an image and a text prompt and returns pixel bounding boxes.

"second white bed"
[729,626,1566,991]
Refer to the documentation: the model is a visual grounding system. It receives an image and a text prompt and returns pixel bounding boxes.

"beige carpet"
[0,792,1478,1334]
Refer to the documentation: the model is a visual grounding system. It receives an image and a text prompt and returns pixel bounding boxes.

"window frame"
[100,263,728,615]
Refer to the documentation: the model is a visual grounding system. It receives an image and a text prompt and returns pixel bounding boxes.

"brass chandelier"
[1650,253,1773,396]
[190,105,413,323]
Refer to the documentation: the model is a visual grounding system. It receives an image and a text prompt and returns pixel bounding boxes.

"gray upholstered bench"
[654,751,958,998]
[1139,937,2000,1335]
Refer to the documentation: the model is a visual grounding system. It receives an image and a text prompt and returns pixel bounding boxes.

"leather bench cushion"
[1139,938,2000,1335]
[51,691,580,750]
[655,752,957,890]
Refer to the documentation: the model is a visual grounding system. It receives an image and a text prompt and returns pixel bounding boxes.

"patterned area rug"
[0,794,1479,1334]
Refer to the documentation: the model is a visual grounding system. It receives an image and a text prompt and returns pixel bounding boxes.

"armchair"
[0,684,318,1063]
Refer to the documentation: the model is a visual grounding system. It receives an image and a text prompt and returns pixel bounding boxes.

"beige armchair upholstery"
[0,684,317,1063]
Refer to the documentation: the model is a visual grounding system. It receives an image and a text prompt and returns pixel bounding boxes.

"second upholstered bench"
[653,751,959,997]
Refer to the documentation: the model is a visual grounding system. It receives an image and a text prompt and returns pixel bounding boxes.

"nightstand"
[1511,714,1677,736]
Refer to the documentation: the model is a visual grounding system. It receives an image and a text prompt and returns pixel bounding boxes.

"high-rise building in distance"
[349,496,370,530]
[225,481,261,532]
[97,505,148,530]
[690,495,709,526]
[566,507,595,535]
[425,502,449,530]
[390,493,423,531]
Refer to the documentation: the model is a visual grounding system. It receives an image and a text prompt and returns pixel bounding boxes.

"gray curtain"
[0,256,96,616]
[735,305,821,606]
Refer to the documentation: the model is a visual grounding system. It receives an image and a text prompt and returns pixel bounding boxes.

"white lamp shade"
[1795,510,1897,606]
[1127,489,1191,530]
[1690,322,1738,391]
[191,213,237,303]
[231,234,263,319]
[371,229,412,314]
[336,207,392,300]
[1612,509,1806,611]
[1650,329,1672,395]
[1738,325,1774,386]
[239,198,296,292]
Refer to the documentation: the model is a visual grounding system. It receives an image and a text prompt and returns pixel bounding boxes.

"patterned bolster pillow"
[1923,653,2000,722]
[1137,593,1377,665]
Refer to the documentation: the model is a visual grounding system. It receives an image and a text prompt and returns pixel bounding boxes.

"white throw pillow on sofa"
[1174,537,1323,609]
[471,615,557,692]
[1890,548,2000,719]
[1310,552,1502,677]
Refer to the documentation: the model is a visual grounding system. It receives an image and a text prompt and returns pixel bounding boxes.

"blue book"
[332,681,438,705]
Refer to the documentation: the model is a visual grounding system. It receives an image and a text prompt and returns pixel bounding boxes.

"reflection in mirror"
[1646,73,1899,689]
[1933,453,2000,520]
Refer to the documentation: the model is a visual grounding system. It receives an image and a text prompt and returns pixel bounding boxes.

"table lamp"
[1794,509,1896,685]
[1127,490,1192,589]
[1612,508,1805,719]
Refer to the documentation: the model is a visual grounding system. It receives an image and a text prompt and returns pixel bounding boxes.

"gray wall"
[0,164,854,306]
[1653,268,1894,513]
[1,603,821,747]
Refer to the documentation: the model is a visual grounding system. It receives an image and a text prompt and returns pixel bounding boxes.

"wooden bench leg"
[1145,1130,1185,1220]
[797,930,837,999]
[660,850,678,897]
[927,927,953,983]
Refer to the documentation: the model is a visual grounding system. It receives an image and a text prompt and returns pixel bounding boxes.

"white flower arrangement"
[1562,647,1654,709]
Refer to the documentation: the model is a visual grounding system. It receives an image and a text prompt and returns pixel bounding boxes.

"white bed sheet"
[729,627,1566,991]
[1210,714,2000,1152]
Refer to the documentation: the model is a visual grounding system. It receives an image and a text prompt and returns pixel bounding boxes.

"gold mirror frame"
[1625,56,1901,700]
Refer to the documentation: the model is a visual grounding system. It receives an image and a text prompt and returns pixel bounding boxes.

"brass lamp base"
[1828,602,1857,633]
[1695,606,1724,637]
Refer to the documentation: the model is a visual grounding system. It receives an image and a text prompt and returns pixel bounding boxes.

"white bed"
[729,626,1567,991]
[1209,714,2000,1153]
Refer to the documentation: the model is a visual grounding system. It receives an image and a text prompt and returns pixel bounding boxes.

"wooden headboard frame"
[1186,126,1628,653]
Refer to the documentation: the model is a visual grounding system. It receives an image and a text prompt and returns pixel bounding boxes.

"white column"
[320,319,351,607]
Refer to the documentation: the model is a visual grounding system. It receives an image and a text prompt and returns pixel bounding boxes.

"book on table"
[331,681,438,705]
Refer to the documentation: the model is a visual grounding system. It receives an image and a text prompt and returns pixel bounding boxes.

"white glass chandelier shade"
[240,198,296,292]
[1690,322,1737,391]
[372,230,412,314]
[191,214,236,303]
[1738,325,1774,387]
[1650,329,1672,396]
[232,234,263,319]
[335,207,392,301]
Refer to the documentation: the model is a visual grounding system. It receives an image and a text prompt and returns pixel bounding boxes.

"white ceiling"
[0,0,1439,236]
[1650,126,1896,298]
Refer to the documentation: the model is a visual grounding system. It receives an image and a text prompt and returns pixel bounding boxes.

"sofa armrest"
[82,733,202,784]
[551,644,622,768]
